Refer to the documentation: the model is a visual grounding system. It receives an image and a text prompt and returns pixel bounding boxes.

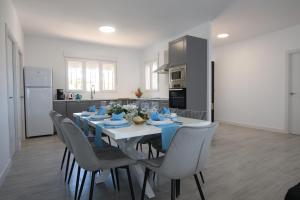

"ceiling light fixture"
[217,33,229,39]
[99,26,116,33]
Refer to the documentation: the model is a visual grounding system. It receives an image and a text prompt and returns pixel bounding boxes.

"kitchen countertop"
[53,97,169,102]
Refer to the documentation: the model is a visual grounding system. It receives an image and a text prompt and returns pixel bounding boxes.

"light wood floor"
[0,124,300,200]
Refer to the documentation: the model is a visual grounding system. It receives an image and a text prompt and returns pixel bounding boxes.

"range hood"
[154,50,169,74]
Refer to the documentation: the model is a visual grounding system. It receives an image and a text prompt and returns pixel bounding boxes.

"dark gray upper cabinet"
[168,36,187,66]
[169,35,208,113]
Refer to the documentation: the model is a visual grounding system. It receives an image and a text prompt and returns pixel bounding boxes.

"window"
[66,58,116,92]
[145,61,158,90]
[67,60,83,90]
[102,62,116,91]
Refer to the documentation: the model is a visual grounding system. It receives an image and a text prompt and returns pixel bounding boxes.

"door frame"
[286,49,300,134]
[5,24,22,154]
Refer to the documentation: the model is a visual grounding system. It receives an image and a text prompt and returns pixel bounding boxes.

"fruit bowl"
[133,116,146,125]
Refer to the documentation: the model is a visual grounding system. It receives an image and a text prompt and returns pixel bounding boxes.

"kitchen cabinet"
[168,35,208,114]
[53,101,67,117]
[66,101,90,119]
[169,36,187,66]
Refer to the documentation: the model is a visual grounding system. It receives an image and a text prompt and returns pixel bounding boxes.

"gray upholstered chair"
[61,118,137,200]
[49,111,68,171]
[54,114,117,200]
[140,123,218,200]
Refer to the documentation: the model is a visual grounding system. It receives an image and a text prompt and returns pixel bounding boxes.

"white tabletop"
[73,113,211,140]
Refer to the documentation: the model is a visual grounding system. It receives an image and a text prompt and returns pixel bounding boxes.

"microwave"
[169,65,186,88]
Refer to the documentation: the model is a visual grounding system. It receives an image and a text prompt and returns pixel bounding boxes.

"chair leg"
[115,168,120,191]
[171,180,176,200]
[125,166,135,200]
[175,179,180,197]
[200,171,205,184]
[156,150,159,158]
[68,158,75,184]
[136,143,139,150]
[148,143,152,159]
[89,171,96,200]
[108,136,112,146]
[65,151,71,182]
[140,144,143,152]
[61,147,67,170]
[74,166,81,200]
[110,169,116,190]
[194,174,206,200]
[78,170,87,200]
[141,168,150,200]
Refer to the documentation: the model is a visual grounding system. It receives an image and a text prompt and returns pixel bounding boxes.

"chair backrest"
[49,111,65,143]
[158,123,218,179]
[60,118,101,171]
[52,113,74,153]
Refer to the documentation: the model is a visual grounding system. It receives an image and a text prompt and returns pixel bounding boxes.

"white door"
[6,35,16,156]
[14,50,24,147]
[289,52,300,135]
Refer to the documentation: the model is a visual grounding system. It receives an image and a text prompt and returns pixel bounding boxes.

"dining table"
[73,112,211,198]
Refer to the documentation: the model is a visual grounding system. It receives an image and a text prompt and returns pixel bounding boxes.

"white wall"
[214,24,300,132]
[0,0,24,185]
[141,22,213,119]
[24,35,142,99]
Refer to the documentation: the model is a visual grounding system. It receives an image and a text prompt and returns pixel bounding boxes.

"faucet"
[90,85,95,100]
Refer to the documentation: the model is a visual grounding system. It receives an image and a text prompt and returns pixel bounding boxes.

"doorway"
[288,51,300,135]
[6,26,23,157]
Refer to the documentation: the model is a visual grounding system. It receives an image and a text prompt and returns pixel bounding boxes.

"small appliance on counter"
[56,89,65,100]
[67,93,74,100]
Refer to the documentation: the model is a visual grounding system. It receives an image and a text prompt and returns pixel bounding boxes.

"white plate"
[163,113,177,118]
[90,114,109,121]
[103,119,128,126]
[147,119,174,126]
[81,111,93,116]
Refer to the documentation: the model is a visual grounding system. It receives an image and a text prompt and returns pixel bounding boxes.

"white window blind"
[145,61,158,90]
[67,60,83,90]
[145,64,151,90]
[86,61,100,91]
[102,62,116,91]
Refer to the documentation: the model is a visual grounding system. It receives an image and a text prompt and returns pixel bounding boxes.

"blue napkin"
[94,124,104,147]
[88,105,96,112]
[151,111,165,121]
[111,112,125,121]
[158,123,180,151]
[97,106,106,115]
[162,107,171,115]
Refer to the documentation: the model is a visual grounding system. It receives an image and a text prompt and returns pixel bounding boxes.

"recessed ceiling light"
[99,26,116,33]
[217,33,229,39]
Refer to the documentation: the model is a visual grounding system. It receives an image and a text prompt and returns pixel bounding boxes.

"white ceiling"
[213,0,300,46]
[12,0,233,48]
[12,0,300,48]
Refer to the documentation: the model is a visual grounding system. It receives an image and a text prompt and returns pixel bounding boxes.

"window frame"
[65,57,117,93]
[144,60,159,91]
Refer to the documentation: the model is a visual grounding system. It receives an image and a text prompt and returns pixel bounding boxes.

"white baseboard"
[218,120,289,134]
[0,159,11,187]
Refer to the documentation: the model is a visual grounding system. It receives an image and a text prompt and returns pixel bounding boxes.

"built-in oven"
[169,65,186,88]
[169,88,186,109]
